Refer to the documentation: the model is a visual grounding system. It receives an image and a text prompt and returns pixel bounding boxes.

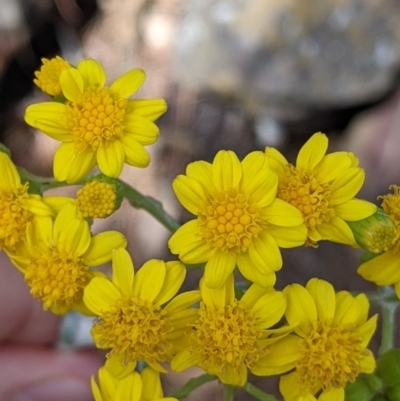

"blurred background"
[1,0,400,398]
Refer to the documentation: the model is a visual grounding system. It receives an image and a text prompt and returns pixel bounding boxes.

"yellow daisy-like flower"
[0,151,54,253]
[92,366,177,401]
[25,58,167,183]
[168,150,307,288]
[83,247,201,372]
[33,56,71,96]
[10,203,127,315]
[266,132,376,247]
[358,185,400,298]
[265,279,377,401]
[171,274,293,387]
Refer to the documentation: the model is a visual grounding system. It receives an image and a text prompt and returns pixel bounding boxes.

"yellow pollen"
[76,181,117,219]
[189,301,263,375]
[296,320,366,393]
[198,189,265,254]
[33,56,70,96]
[278,164,334,230]
[24,248,89,311]
[66,88,127,151]
[0,183,32,251]
[93,297,172,364]
[380,185,400,254]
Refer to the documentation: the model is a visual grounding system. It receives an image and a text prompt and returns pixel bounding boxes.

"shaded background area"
[1,0,400,399]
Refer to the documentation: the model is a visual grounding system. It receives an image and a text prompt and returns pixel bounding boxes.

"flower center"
[0,183,33,251]
[364,224,398,254]
[24,248,89,311]
[93,297,171,364]
[278,164,334,230]
[189,301,262,375]
[34,56,70,96]
[296,320,366,393]
[198,188,265,254]
[66,88,127,151]
[380,185,400,254]
[76,181,117,219]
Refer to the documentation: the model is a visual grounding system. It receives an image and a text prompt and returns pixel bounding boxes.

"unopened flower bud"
[347,208,398,253]
[76,175,123,219]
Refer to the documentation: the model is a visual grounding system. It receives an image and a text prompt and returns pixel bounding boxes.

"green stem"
[223,385,236,401]
[17,167,70,192]
[118,179,180,233]
[170,373,216,399]
[379,287,398,356]
[243,382,280,401]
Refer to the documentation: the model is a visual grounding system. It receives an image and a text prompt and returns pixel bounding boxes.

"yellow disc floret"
[24,247,90,311]
[66,89,127,151]
[198,188,265,254]
[189,301,262,376]
[297,320,366,392]
[0,183,33,251]
[93,297,172,364]
[34,56,71,96]
[379,185,400,254]
[76,181,117,219]
[278,164,334,230]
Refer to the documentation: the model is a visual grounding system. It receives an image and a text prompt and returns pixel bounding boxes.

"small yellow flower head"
[169,150,307,288]
[0,151,53,253]
[83,248,200,371]
[10,203,127,314]
[266,132,377,247]
[76,175,122,219]
[347,208,398,253]
[273,279,377,401]
[91,366,177,401]
[25,58,167,183]
[358,185,400,298]
[171,275,292,387]
[33,56,71,96]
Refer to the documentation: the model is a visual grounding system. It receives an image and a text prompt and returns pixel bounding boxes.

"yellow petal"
[330,168,364,205]
[296,132,328,171]
[42,196,75,214]
[186,160,215,193]
[252,291,286,328]
[172,175,207,215]
[334,199,376,221]
[267,223,307,248]
[203,250,236,288]
[284,284,317,337]
[248,233,282,273]
[140,368,163,400]
[313,152,353,183]
[24,197,54,216]
[83,277,120,315]
[116,372,141,401]
[57,218,91,255]
[280,372,306,400]
[126,99,167,122]
[77,59,106,90]
[240,283,273,310]
[265,147,289,179]
[153,261,186,306]
[120,135,150,167]
[306,278,335,321]
[0,152,20,189]
[123,115,159,145]
[237,252,276,288]
[132,259,165,302]
[90,376,104,401]
[110,68,145,98]
[360,349,376,373]
[53,143,96,183]
[164,290,201,315]
[60,67,84,102]
[112,248,134,296]
[97,140,125,178]
[319,388,345,401]
[83,231,127,266]
[316,216,356,245]
[212,151,242,192]
[261,198,304,227]
[333,291,361,325]
[359,314,378,348]
[200,274,234,309]
[171,350,202,372]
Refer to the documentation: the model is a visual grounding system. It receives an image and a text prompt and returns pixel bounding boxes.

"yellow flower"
[265,279,377,401]
[9,203,127,315]
[25,58,167,183]
[171,274,292,387]
[0,151,54,253]
[168,150,306,288]
[91,366,177,401]
[358,185,400,298]
[83,248,201,372]
[33,56,71,96]
[266,132,376,247]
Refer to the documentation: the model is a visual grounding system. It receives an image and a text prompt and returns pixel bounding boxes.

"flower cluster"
[3,54,399,401]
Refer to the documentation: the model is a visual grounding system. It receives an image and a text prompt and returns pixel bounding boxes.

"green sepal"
[376,350,400,387]
[345,375,376,401]
[0,143,11,157]
[386,384,400,401]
